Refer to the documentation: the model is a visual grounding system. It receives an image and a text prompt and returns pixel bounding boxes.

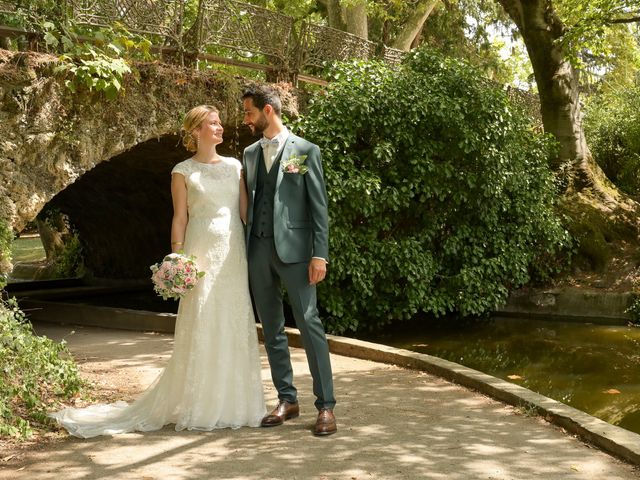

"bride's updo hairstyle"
[181,105,220,152]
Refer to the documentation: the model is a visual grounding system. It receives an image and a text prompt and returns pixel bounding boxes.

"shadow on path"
[1,324,638,480]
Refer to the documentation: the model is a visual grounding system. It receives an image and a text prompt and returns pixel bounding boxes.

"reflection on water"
[360,317,640,435]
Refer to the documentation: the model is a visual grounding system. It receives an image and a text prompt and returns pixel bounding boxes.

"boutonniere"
[281,154,308,175]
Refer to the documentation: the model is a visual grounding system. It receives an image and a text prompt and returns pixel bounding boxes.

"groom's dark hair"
[242,85,282,116]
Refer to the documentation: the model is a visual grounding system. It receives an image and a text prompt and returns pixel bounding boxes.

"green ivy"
[0,299,84,439]
[296,49,571,333]
[0,219,13,290]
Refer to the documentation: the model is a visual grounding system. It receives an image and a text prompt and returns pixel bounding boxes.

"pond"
[359,316,640,435]
[9,235,47,282]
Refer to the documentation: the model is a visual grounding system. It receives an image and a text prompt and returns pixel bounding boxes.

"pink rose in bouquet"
[150,253,205,300]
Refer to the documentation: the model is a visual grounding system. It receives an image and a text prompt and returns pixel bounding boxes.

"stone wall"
[0,49,298,278]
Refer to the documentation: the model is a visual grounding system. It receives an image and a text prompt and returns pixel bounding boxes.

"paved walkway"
[1,323,639,480]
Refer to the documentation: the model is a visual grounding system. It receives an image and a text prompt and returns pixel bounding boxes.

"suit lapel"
[246,143,260,195]
[276,133,295,191]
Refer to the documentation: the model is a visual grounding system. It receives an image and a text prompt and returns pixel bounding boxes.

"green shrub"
[0,299,83,439]
[2,4,151,101]
[297,49,570,333]
[0,219,13,289]
[47,22,151,100]
[0,5,151,100]
[584,83,640,196]
[52,231,84,278]
[626,295,640,325]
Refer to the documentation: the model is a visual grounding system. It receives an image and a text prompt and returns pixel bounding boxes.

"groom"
[241,85,337,436]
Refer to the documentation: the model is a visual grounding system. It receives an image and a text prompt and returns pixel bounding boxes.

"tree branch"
[607,16,640,24]
[391,0,438,51]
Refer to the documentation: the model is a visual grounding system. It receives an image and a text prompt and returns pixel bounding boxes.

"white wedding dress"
[50,156,266,438]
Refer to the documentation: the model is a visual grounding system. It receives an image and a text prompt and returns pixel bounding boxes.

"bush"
[36,207,85,278]
[52,231,85,278]
[297,49,570,333]
[0,219,13,289]
[584,82,640,196]
[626,295,640,325]
[0,299,83,438]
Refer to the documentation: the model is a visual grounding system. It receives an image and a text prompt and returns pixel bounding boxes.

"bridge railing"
[67,0,185,45]
[195,0,293,67]
[0,0,406,84]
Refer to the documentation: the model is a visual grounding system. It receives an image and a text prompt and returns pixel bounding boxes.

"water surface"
[360,317,640,435]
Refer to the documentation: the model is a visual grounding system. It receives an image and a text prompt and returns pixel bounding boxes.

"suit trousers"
[248,234,336,410]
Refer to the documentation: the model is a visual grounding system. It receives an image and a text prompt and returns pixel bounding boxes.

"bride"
[50,105,266,437]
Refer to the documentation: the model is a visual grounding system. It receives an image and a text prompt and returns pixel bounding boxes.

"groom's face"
[242,98,269,136]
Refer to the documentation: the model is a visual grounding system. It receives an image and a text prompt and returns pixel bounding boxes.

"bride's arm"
[239,169,248,225]
[170,173,188,252]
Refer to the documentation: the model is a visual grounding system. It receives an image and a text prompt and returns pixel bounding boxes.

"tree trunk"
[391,0,438,51]
[495,0,616,201]
[496,0,640,278]
[325,0,346,31]
[179,0,206,67]
[410,25,424,49]
[36,218,66,261]
[343,0,368,40]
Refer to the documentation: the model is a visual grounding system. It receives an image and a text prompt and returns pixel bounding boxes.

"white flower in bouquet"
[150,253,205,300]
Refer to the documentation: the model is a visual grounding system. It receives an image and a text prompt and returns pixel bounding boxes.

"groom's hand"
[308,258,327,285]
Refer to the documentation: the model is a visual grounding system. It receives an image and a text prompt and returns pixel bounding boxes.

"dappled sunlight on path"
[1,324,638,479]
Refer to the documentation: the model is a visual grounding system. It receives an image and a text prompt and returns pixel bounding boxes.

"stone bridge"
[0,49,297,278]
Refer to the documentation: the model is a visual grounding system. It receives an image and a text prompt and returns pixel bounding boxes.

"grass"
[11,237,46,263]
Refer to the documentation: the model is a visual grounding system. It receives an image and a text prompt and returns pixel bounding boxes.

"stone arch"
[0,49,297,279]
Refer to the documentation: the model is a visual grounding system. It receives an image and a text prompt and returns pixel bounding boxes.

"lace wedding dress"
[50,157,266,438]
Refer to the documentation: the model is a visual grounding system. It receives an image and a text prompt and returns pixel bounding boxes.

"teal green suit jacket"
[243,133,329,264]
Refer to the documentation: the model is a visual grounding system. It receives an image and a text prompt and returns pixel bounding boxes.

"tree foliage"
[421,0,526,85]
[46,22,151,100]
[556,0,640,62]
[584,80,640,196]
[297,50,570,333]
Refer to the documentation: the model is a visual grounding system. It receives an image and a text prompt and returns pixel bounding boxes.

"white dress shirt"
[261,128,289,172]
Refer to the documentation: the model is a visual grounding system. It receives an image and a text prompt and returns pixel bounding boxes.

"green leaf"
[43,32,58,48]
[296,51,569,333]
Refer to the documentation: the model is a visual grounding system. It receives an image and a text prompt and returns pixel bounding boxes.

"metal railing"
[0,0,407,84]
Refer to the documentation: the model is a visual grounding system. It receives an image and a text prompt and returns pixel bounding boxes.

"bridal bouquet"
[150,253,205,300]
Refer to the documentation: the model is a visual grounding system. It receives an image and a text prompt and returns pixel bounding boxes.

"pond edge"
[19,297,640,466]
[301,328,640,467]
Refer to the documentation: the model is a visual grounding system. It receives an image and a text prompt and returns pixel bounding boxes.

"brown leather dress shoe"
[260,400,300,427]
[314,408,337,436]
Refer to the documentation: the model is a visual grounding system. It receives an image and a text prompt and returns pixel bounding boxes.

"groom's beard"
[249,115,269,136]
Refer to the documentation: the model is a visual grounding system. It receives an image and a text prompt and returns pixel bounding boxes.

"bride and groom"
[50,85,337,437]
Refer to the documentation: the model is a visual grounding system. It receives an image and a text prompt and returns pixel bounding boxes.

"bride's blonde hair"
[181,105,220,152]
